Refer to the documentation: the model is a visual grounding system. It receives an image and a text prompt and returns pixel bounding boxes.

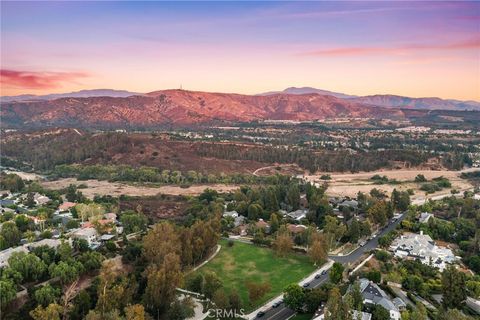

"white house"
[70,227,98,245]
[389,231,457,271]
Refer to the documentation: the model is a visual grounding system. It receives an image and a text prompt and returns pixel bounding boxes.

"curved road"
[252,213,407,320]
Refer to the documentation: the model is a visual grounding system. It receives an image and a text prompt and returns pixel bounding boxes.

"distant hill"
[0,89,140,103]
[261,87,480,111]
[350,94,480,111]
[259,86,356,99]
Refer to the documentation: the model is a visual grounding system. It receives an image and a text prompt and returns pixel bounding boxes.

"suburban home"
[233,215,245,227]
[256,219,270,233]
[358,278,401,320]
[27,238,64,251]
[33,193,50,206]
[104,212,117,220]
[286,224,307,234]
[389,231,457,271]
[418,212,433,224]
[339,199,359,210]
[223,210,239,218]
[313,309,372,320]
[70,227,98,245]
[286,209,307,221]
[59,202,76,211]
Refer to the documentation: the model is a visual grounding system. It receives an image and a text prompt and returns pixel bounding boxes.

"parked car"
[321,270,327,275]
[303,282,310,288]
[314,274,321,279]
[257,311,265,317]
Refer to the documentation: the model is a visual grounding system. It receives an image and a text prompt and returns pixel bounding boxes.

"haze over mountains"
[0,89,139,103]
[1,87,479,128]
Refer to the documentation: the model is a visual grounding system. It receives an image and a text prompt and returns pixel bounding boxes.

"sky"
[1,1,479,100]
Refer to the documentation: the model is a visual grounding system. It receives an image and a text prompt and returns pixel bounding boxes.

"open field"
[304,168,475,199]
[41,178,239,199]
[193,239,316,312]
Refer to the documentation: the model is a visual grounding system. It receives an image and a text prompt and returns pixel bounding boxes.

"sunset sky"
[1,1,479,100]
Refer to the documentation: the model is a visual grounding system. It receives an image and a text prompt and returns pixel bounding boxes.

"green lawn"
[194,239,317,312]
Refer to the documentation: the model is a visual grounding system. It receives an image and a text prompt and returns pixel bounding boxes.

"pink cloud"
[0,69,89,89]
[300,38,480,57]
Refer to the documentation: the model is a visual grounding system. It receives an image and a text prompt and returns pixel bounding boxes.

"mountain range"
[0,89,139,103]
[1,87,479,128]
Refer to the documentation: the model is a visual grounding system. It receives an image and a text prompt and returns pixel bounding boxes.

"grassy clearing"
[195,239,317,312]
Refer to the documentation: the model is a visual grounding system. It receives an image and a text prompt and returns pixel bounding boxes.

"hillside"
[1,89,403,128]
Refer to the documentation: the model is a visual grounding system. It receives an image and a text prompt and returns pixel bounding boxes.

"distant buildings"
[389,231,457,271]
[70,227,98,246]
[418,212,434,224]
[286,209,307,221]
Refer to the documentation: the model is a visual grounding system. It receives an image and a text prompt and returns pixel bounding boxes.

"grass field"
[194,239,317,312]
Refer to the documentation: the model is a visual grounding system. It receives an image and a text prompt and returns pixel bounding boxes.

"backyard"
[194,239,318,312]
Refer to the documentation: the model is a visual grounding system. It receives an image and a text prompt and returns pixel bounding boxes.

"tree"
[329,262,344,284]
[143,222,181,266]
[8,252,47,283]
[0,221,22,249]
[167,298,195,320]
[366,270,381,284]
[309,234,327,265]
[144,253,183,314]
[75,203,105,223]
[351,282,363,311]
[246,281,271,305]
[228,289,242,313]
[286,184,300,210]
[96,260,137,316]
[120,212,148,234]
[305,288,327,313]
[203,271,223,299]
[49,261,83,286]
[372,305,390,320]
[0,279,17,311]
[347,218,361,244]
[324,216,346,249]
[410,302,428,320]
[437,308,476,320]
[273,231,293,257]
[57,240,73,262]
[213,289,229,310]
[270,213,280,234]
[34,284,61,307]
[68,290,92,320]
[283,284,305,311]
[325,287,351,320]
[125,304,149,320]
[0,173,25,192]
[368,201,388,226]
[442,265,466,309]
[78,251,104,272]
[247,203,263,221]
[30,303,63,320]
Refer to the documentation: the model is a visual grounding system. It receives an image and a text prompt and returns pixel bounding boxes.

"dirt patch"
[304,169,474,199]
[41,178,239,199]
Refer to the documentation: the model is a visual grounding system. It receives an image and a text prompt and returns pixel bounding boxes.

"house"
[418,212,433,224]
[70,227,98,245]
[104,212,117,221]
[100,234,115,242]
[233,215,245,227]
[0,246,29,267]
[286,209,307,221]
[313,310,372,320]
[339,199,359,210]
[59,202,76,211]
[33,193,50,206]
[392,298,406,311]
[27,238,64,251]
[223,210,239,218]
[389,231,457,271]
[256,219,270,233]
[287,224,307,234]
[358,278,401,320]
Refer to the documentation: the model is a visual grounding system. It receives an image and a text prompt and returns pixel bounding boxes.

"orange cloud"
[301,38,480,57]
[0,69,89,89]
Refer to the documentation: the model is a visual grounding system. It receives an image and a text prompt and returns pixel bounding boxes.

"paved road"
[254,213,407,320]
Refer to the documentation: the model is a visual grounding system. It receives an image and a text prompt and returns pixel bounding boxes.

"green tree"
[49,261,83,286]
[270,213,280,234]
[442,265,466,309]
[283,284,305,311]
[347,218,361,244]
[120,212,148,234]
[8,252,47,283]
[30,303,63,320]
[34,284,61,307]
[329,262,344,284]
[372,305,390,320]
[203,271,223,299]
[0,221,22,249]
[286,184,300,210]
[0,279,17,311]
